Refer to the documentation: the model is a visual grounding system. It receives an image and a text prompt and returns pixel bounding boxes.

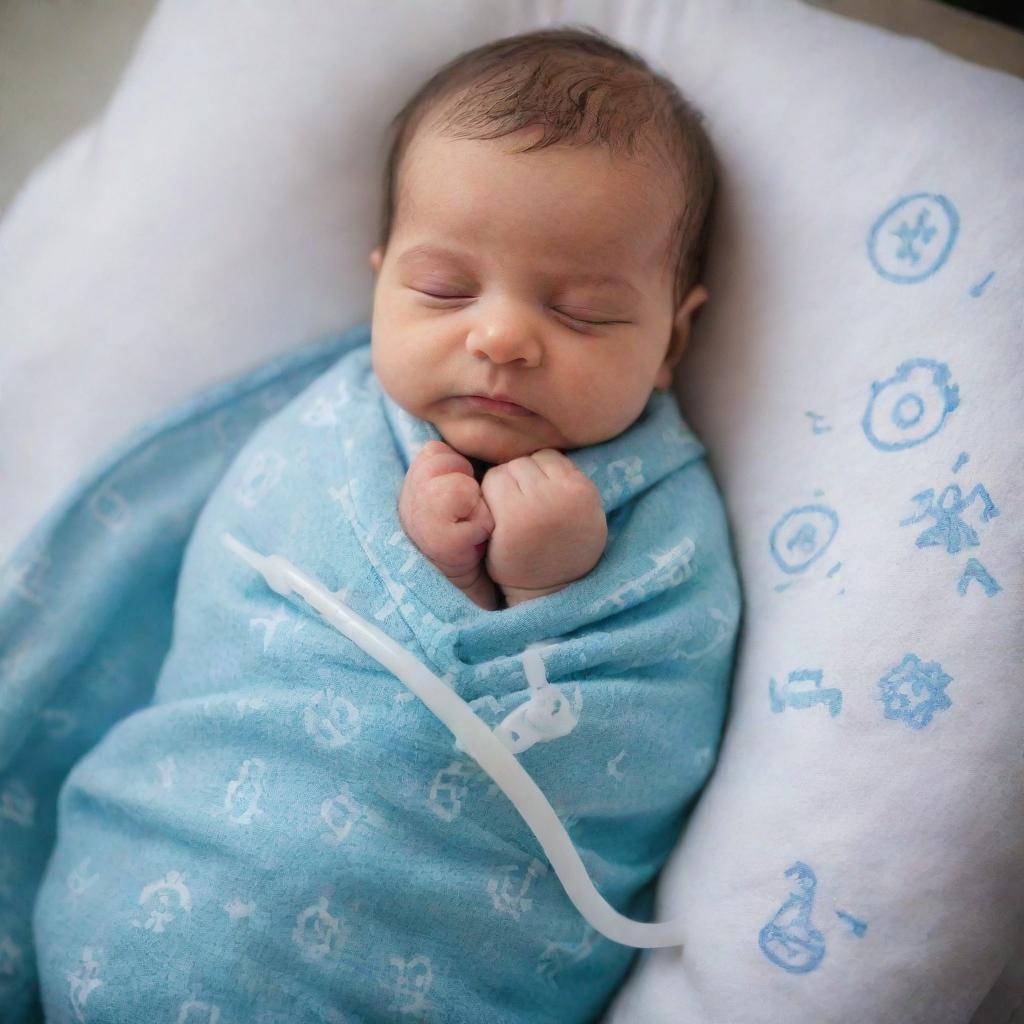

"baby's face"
[369,122,706,465]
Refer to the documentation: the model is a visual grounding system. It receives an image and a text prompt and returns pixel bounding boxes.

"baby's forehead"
[399,129,679,269]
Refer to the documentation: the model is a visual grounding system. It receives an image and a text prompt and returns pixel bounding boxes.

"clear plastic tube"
[221,532,685,949]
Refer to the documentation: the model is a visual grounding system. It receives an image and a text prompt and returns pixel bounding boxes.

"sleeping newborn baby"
[31,26,740,1024]
[379,39,714,617]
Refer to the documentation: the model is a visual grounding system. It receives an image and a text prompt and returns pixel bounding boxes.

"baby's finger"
[528,448,577,479]
[502,454,548,490]
[468,491,495,535]
[480,462,523,502]
[429,473,489,523]
[410,440,474,481]
[450,515,493,548]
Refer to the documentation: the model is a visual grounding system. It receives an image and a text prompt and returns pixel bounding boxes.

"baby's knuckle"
[563,473,598,500]
[430,479,473,512]
[420,440,451,457]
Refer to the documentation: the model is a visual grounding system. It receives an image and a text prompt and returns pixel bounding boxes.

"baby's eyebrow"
[395,243,641,301]
[562,271,642,301]
[396,243,470,267]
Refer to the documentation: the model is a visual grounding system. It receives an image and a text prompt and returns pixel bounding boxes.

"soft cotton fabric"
[28,327,741,1022]
[0,329,364,1022]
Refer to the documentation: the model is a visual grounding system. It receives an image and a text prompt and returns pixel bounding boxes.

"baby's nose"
[465,321,542,367]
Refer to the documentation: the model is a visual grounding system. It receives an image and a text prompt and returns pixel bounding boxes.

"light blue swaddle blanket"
[15,323,740,1023]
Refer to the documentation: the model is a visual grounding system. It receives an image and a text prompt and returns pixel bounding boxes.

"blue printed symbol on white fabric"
[867,193,959,283]
[770,505,839,575]
[878,653,952,730]
[862,358,959,452]
[836,910,868,937]
[899,478,1002,598]
[758,862,826,974]
[958,558,1002,598]
[769,669,842,717]
[804,411,832,435]
[969,271,995,298]
[900,482,999,554]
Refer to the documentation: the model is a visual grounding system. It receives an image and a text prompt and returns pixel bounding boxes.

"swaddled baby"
[31,26,741,1024]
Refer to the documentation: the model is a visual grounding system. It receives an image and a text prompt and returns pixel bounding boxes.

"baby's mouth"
[455,395,535,417]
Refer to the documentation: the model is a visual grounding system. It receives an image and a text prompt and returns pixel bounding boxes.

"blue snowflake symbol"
[878,654,952,730]
[891,208,937,264]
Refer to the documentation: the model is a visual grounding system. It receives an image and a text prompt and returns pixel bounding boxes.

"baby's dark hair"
[376,25,716,310]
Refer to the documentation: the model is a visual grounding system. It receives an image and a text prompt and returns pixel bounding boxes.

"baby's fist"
[481,449,607,596]
[398,440,494,585]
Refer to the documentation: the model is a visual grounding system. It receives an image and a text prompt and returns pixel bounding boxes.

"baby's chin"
[432,417,548,465]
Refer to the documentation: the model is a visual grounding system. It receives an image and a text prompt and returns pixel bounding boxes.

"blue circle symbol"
[862,358,959,452]
[867,193,959,284]
[892,392,925,429]
[769,504,839,575]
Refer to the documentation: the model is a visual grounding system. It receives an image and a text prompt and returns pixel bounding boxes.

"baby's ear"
[655,285,709,390]
[676,284,709,327]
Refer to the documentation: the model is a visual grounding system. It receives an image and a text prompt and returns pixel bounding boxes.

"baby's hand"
[481,449,607,606]
[398,440,495,590]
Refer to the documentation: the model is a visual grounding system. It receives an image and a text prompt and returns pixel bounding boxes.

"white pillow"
[1,2,1021,1021]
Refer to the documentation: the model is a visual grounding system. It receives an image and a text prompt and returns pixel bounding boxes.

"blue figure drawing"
[958,558,1002,598]
[758,862,826,974]
[878,653,952,730]
[770,505,839,575]
[769,669,842,718]
[952,451,969,474]
[862,358,959,452]
[867,193,959,284]
[900,481,999,554]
